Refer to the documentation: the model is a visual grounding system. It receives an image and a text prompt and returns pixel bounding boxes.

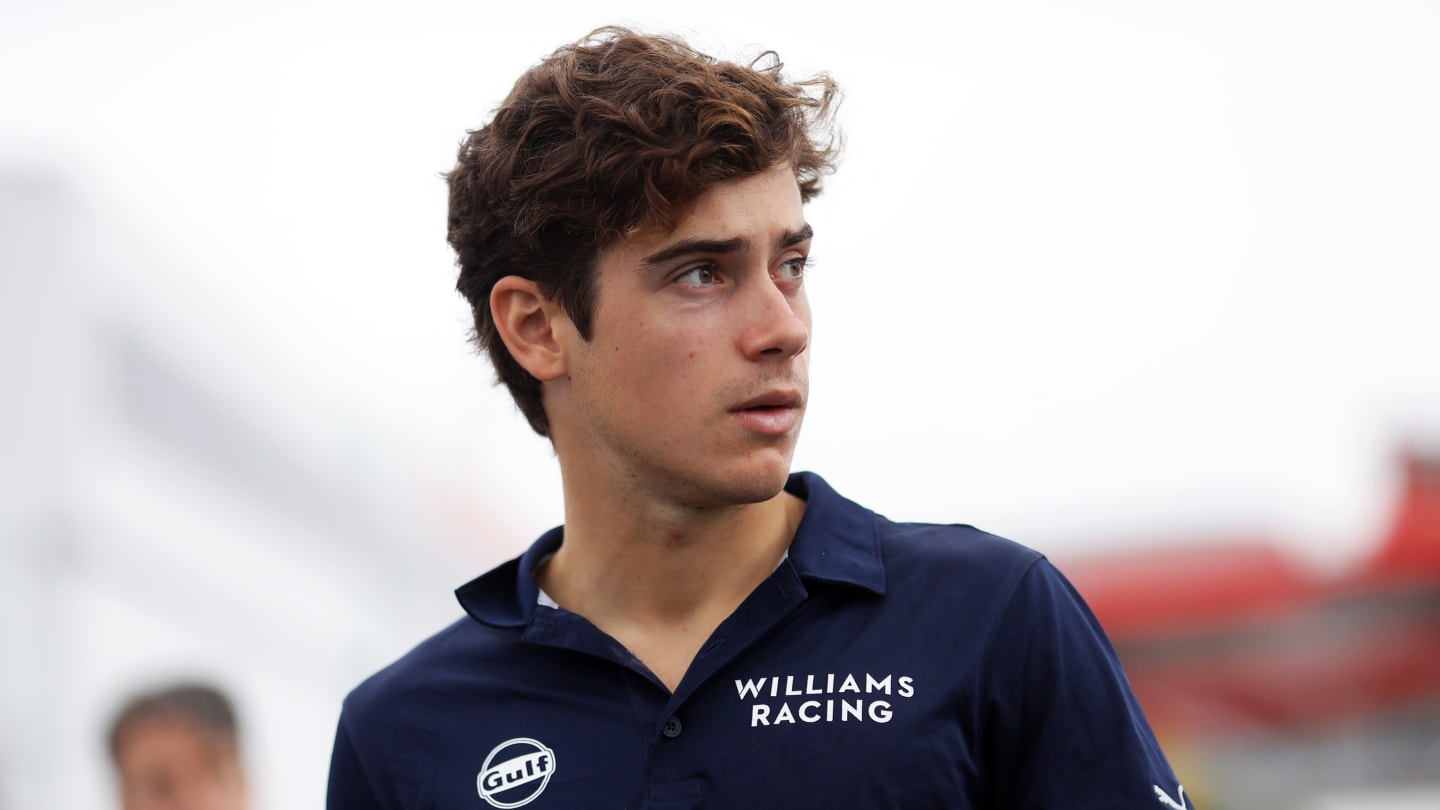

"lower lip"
[731,406,802,436]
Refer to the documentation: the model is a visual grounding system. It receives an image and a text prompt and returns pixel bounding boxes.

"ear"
[490,276,571,382]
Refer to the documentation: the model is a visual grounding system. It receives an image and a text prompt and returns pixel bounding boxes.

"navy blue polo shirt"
[328,472,1188,809]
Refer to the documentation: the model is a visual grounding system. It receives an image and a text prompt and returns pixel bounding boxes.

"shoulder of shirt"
[877,517,1043,562]
[788,471,1052,595]
[887,521,1057,614]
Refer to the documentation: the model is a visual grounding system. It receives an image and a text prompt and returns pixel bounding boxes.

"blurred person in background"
[329,26,1190,808]
[107,683,248,810]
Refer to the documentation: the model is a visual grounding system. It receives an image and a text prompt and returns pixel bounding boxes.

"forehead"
[680,165,804,230]
[610,165,806,262]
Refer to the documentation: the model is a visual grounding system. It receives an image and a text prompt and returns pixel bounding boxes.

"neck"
[542,469,804,620]
[535,466,805,690]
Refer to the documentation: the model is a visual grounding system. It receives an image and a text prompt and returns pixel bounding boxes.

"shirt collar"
[456,471,885,629]
[782,471,887,595]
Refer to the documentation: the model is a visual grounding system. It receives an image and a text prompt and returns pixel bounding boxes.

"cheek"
[628,320,707,369]
[590,313,722,407]
[637,341,713,408]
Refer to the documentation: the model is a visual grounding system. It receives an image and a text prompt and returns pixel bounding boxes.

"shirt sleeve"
[979,558,1191,809]
[327,708,388,810]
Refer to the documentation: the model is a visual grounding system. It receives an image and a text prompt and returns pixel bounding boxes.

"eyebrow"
[638,224,813,272]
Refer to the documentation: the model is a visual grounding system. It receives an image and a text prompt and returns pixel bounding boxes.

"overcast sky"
[5,0,1438,572]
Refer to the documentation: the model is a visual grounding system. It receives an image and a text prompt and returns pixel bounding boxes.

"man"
[328,27,1190,809]
[108,682,249,810]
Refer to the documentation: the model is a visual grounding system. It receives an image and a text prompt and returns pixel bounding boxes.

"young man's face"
[550,163,812,508]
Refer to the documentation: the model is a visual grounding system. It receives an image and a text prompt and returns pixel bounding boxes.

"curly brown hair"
[448,27,841,436]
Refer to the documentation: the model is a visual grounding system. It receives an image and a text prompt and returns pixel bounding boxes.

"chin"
[675,455,794,509]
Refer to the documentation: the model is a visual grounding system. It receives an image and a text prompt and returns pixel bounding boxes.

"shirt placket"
[631,563,812,809]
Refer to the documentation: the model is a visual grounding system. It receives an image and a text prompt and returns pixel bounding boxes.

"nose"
[738,276,810,361]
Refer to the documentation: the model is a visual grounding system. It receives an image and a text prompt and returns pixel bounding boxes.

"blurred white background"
[2,0,1437,807]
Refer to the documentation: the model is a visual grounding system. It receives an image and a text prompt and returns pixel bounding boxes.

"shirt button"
[662,716,683,738]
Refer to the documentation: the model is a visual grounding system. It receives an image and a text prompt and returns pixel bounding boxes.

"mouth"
[730,390,805,436]
[732,390,804,412]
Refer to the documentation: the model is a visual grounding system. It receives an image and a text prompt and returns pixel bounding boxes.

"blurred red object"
[1065,450,1440,737]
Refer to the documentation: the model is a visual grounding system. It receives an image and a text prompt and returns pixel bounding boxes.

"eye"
[775,256,812,281]
[675,264,721,286]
